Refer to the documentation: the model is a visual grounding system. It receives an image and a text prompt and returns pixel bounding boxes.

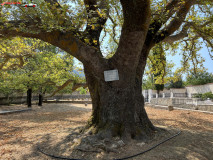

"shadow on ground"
[19,127,213,160]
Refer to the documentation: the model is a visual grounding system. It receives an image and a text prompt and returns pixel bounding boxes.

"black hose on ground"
[37,146,84,160]
[37,129,181,160]
[115,129,181,160]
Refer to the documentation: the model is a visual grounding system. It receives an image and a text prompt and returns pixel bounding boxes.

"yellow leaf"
[84,39,89,44]
[93,40,97,44]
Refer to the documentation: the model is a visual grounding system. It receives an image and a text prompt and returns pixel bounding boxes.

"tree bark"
[27,88,32,108]
[38,94,43,106]
[84,50,156,140]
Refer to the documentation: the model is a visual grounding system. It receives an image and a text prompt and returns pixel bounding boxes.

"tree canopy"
[0,37,85,97]
[1,0,211,86]
[0,0,212,64]
[185,70,213,86]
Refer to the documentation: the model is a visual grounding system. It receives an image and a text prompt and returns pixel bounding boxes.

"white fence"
[142,89,188,103]
[142,83,213,103]
[143,84,213,112]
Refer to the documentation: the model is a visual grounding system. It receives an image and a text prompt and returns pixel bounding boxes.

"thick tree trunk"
[27,88,32,108]
[84,65,155,140]
[38,94,43,106]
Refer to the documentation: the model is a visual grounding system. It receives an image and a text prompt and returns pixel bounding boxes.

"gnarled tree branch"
[46,79,87,97]
[154,0,195,43]
[163,23,189,44]
[47,79,73,97]
[150,0,182,37]
[72,83,87,91]
[108,15,119,45]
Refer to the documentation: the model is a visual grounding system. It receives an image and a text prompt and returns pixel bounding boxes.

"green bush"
[193,92,213,100]
[192,93,202,98]
[79,87,87,95]
[201,92,213,100]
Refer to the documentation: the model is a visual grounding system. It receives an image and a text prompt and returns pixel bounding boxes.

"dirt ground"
[0,103,213,160]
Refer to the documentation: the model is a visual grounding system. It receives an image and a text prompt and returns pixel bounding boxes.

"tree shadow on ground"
[19,125,213,160]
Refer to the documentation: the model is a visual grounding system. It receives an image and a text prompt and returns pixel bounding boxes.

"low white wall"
[151,90,157,94]
[150,98,173,106]
[170,88,186,93]
[161,89,171,93]
[186,83,213,94]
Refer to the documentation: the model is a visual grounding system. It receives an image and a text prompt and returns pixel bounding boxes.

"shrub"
[192,93,202,98]
[79,87,87,95]
[201,92,213,100]
[193,92,213,100]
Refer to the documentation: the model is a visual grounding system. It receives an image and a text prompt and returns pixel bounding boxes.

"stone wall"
[0,94,91,105]
[0,96,27,105]
[170,88,186,93]
[161,89,170,93]
[150,97,213,112]
[150,98,173,106]
[175,104,213,112]
[186,83,213,95]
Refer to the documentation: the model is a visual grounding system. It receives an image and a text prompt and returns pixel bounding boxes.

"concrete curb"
[146,104,213,114]
[0,108,32,115]
[43,101,92,104]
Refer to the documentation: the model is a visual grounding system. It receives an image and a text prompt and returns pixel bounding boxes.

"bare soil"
[0,103,213,160]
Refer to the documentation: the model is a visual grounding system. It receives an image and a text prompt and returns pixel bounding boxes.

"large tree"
[0,0,212,139]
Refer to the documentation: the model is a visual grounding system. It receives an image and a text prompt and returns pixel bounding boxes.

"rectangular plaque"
[104,69,119,82]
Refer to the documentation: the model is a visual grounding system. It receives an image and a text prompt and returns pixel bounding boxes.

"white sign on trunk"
[104,69,119,82]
